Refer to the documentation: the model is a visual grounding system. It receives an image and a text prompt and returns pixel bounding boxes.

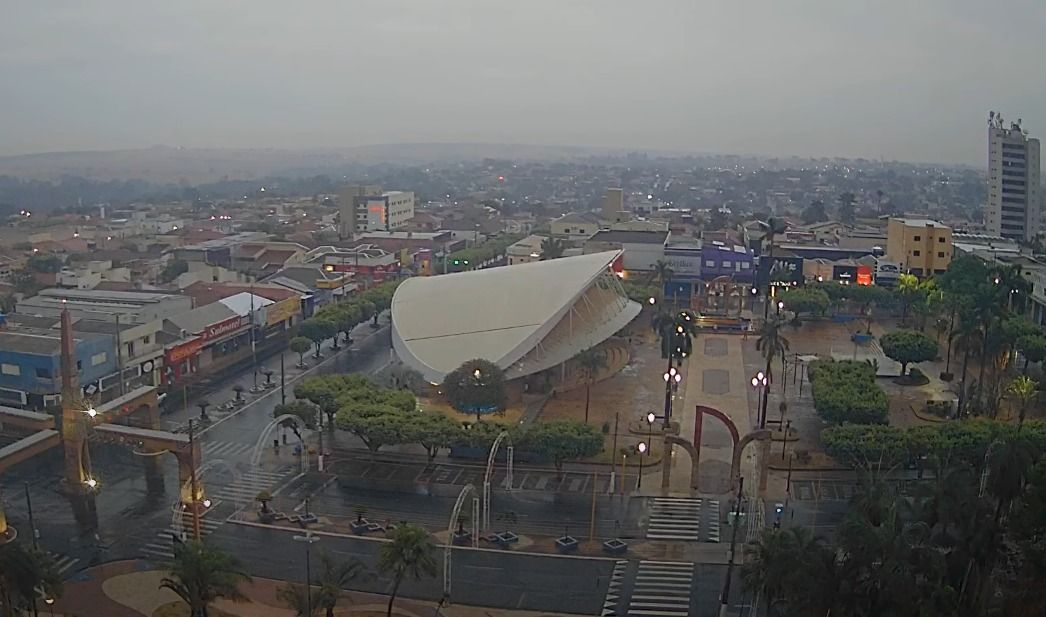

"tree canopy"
[880,330,939,376]
[442,359,507,414]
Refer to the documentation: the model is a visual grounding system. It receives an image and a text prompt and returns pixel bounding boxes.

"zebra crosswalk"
[644,497,721,542]
[200,468,290,505]
[48,551,80,578]
[201,439,256,459]
[627,561,694,617]
[646,497,702,541]
[141,516,224,561]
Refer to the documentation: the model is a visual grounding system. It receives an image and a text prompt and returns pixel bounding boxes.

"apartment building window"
[913,250,921,257]
[913,235,921,241]
[91,352,107,366]
[1,363,20,376]
[938,237,945,243]
[705,260,716,267]
[937,252,946,258]
[722,261,732,269]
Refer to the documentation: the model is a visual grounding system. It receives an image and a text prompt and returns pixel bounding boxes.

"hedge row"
[809,359,889,424]
[823,419,1046,469]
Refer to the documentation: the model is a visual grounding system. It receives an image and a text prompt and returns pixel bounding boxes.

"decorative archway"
[730,429,772,493]
[685,405,770,494]
[659,435,701,490]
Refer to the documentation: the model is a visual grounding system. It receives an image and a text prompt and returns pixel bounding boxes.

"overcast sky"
[2,1,1044,165]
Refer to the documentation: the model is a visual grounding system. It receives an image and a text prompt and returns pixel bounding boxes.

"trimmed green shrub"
[809,359,889,424]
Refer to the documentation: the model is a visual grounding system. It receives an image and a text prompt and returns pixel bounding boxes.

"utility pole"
[114,313,125,396]
[720,476,745,617]
[280,351,286,405]
[589,472,597,544]
[249,284,258,391]
[609,412,619,493]
[24,482,37,548]
[187,419,202,541]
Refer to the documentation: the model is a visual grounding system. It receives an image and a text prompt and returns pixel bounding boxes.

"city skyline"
[3,1,1045,166]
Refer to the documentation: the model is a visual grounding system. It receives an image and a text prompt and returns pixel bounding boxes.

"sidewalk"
[50,559,589,617]
[165,316,392,433]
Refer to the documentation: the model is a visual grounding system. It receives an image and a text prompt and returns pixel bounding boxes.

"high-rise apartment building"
[985,113,1040,241]
[338,183,382,239]
[355,191,415,233]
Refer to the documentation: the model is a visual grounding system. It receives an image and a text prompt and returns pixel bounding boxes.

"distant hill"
[0,143,643,183]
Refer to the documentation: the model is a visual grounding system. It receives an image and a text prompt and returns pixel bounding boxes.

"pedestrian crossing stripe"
[646,497,702,541]
[47,552,80,577]
[142,518,224,560]
[601,560,629,616]
[201,440,256,458]
[627,561,693,617]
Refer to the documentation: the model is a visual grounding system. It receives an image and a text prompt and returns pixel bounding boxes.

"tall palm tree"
[539,236,565,260]
[1007,375,1038,429]
[160,540,251,617]
[896,273,921,324]
[277,582,319,617]
[575,347,608,424]
[315,551,367,617]
[0,542,62,617]
[761,217,788,319]
[652,309,697,361]
[650,260,674,300]
[741,528,800,613]
[755,317,789,427]
[378,524,437,617]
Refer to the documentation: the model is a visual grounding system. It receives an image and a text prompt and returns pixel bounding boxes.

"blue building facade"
[0,327,118,410]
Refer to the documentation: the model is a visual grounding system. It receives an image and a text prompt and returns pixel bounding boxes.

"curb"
[228,518,620,561]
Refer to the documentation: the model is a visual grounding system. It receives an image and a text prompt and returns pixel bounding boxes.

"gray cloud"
[2,0,1044,164]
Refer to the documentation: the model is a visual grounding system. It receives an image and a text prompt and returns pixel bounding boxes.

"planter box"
[350,519,371,535]
[299,513,318,525]
[273,512,287,522]
[602,539,628,555]
[366,522,384,533]
[495,531,519,547]
[452,530,472,546]
[555,535,579,554]
[258,511,276,524]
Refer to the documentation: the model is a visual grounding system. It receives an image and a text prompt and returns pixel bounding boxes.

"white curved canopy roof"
[392,250,638,383]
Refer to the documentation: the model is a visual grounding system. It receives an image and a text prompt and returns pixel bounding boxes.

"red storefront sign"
[166,337,203,365]
[856,265,873,286]
[201,315,249,342]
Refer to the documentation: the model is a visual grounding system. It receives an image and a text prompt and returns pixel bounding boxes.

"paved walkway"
[50,559,584,617]
[667,333,757,497]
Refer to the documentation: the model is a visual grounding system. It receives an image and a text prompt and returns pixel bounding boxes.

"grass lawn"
[417,395,524,425]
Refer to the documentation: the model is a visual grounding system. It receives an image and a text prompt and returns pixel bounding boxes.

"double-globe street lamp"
[751,371,769,428]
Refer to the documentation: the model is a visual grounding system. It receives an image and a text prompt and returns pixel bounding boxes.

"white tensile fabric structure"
[391,250,641,384]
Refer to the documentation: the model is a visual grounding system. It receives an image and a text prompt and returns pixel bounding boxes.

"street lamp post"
[662,368,682,428]
[781,420,791,460]
[751,372,768,428]
[293,531,320,617]
[776,300,784,316]
[636,442,648,489]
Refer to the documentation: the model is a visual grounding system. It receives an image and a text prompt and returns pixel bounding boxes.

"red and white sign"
[166,337,203,365]
[201,315,249,342]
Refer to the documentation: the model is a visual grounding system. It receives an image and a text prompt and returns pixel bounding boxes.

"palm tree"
[539,236,566,260]
[650,260,674,299]
[315,551,367,617]
[741,528,799,613]
[574,347,608,424]
[755,317,789,428]
[897,273,921,323]
[377,524,437,617]
[652,309,697,361]
[761,217,788,319]
[159,540,251,617]
[277,582,318,617]
[1007,375,1038,429]
[0,542,62,616]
